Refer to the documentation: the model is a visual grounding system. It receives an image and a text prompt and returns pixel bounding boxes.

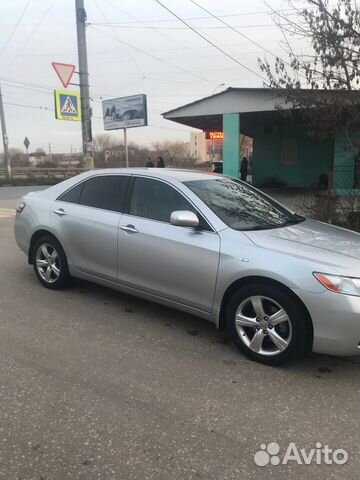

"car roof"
[33,167,221,203]
[92,168,217,182]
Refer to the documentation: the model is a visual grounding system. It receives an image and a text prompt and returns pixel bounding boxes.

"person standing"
[240,156,248,181]
[145,156,154,167]
[157,156,165,168]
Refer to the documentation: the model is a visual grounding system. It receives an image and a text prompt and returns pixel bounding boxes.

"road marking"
[0,208,15,219]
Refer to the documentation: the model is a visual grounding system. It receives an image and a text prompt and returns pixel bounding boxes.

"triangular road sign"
[51,62,76,88]
[61,96,77,114]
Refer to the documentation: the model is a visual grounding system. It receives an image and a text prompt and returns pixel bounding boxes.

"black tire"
[32,235,70,290]
[226,283,311,366]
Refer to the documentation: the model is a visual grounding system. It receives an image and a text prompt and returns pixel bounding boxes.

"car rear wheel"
[32,236,70,290]
[226,283,310,366]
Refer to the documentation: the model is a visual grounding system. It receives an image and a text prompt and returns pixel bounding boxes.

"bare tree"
[259,0,360,142]
[35,148,46,155]
[9,147,29,167]
[93,134,117,167]
[153,140,195,168]
[259,0,360,228]
[93,133,116,153]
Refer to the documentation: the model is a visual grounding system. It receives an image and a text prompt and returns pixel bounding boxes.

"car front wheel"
[226,283,310,366]
[32,236,70,290]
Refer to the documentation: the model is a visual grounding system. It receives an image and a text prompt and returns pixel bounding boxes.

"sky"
[0,0,298,153]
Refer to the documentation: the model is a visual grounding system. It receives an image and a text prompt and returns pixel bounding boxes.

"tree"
[93,133,116,153]
[35,148,46,155]
[259,0,360,142]
[259,0,360,228]
[9,147,29,167]
[93,133,117,167]
[152,140,194,167]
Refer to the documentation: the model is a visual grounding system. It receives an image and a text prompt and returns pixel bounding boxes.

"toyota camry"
[14,169,360,365]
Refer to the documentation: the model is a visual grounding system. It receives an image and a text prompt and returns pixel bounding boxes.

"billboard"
[102,94,148,130]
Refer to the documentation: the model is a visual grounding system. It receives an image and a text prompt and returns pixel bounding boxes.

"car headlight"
[313,272,360,296]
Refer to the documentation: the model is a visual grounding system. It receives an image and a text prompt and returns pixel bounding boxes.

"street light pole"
[0,86,11,179]
[75,0,93,169]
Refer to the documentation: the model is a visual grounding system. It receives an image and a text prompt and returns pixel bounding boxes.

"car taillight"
[16,201,26,214]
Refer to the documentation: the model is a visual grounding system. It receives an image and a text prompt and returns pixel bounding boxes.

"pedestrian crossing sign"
[54,89,81,121]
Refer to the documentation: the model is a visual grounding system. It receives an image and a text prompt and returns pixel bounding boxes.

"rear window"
[59,182,84,204]
[59,175,130,213]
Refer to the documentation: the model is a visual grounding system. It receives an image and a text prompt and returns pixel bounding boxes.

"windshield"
[184,177,304,231]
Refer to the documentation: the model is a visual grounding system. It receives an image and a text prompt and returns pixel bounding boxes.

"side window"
[129,177,211,230]
[59,182,84,204]
[79,175,129,212]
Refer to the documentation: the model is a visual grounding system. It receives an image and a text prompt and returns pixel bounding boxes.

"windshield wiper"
[241,224,281,231]
[240,216,306,231]
[280,216,306,227]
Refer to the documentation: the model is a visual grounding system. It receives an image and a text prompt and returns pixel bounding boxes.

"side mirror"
[170,210,199,228]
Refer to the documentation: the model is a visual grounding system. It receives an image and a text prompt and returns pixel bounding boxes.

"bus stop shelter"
[162,88,355,191]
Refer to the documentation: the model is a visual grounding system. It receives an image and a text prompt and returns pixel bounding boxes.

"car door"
[51,174,130,281]
[118,176,220,313]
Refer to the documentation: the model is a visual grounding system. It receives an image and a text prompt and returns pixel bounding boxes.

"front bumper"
[295,288,360,356]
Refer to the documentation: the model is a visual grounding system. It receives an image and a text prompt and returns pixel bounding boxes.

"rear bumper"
[14,215,31,257]
[295,288,360,356]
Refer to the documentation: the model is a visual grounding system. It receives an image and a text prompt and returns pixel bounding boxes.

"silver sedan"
[14,169,360,365]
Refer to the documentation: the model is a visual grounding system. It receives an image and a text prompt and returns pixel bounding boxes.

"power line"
[0,0,32,60]
[152,0,267,83]
[100,0,230,75]
[87,8,301,25]
[6,0,57,70]
[12,38,284,58]
[1,101,197,149]
[92,0,145,77]
[88,25,215,85]
[0,77,54,93]
[0,79,192,122]
[4,101,54,111]
[188,0,290,65]
[90,22,276,30]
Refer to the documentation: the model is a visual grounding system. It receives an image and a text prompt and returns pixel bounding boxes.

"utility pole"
[75,0,93,169]
[0,86,11,179]
[124,128,129,167]
[48,143,52,163]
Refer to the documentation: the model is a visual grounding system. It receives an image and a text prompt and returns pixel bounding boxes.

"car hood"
[244,218,360,262]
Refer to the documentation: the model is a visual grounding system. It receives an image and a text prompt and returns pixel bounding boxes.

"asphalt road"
[0,185,359,480]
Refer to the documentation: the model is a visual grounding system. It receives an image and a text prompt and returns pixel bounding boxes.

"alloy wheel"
[35,243,61,284]
[235,295,292,356]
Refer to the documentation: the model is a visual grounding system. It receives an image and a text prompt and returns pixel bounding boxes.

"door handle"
[120,224,138,234]
[54,208,66,217]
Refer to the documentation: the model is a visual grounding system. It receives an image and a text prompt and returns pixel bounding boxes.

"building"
[55,154,81,167]
[163,87,353,191]
[189,132,207,163]
[29,151,48,166]
[189,131,253,164]
[104,145,124,163]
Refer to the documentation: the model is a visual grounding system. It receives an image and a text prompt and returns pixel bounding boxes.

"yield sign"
[51,62,76,88]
